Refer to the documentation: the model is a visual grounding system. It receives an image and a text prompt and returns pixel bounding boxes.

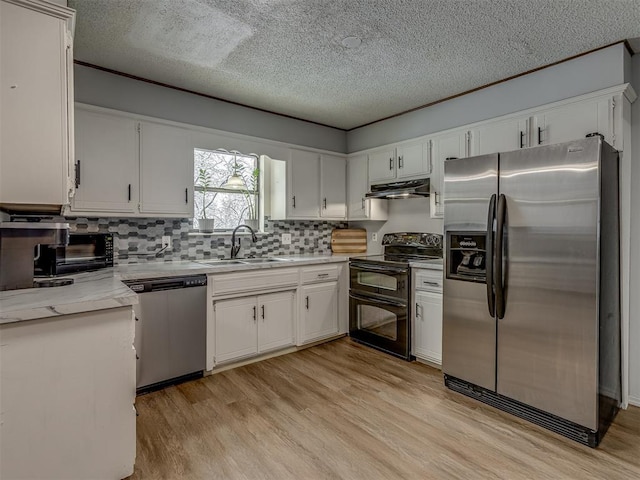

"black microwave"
[35,232,114,276]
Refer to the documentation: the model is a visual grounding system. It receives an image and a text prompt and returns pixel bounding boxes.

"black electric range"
[348,232,442,360]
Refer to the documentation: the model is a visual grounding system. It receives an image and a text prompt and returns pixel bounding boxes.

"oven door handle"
[349,292,406,308]
[350,263,408,275]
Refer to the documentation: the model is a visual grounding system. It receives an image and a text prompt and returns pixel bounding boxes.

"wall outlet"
[372,233,378,242]
[281,233,292,245]
[161,236,172,251]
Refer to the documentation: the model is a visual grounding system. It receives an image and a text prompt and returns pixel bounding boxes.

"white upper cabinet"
[71,109,138,213]
[271,148,346,220]
[368,148,397,183]
[471,116,531,155]
[368,141,430,185]
[347,155,388,221]
[533,97,611,147]
[396,141,430,179]
[430,131,468,218]
[320,154,346,219]
[139,121,193,216]
[288,148,321,218]
[0,0,75,209]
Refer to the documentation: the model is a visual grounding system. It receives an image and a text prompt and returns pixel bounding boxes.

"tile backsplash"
[62,217,347,264]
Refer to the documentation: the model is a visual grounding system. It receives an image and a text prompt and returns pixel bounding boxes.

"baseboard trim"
[206,334,346,375]
[628,396,640,407]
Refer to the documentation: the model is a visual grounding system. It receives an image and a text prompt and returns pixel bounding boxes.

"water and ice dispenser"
[446,233,487,283]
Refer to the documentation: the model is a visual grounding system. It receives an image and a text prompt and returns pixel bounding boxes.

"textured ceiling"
[69,0,640,130]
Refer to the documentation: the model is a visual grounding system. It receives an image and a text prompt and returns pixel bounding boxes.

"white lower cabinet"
[214,291,295,364]
[299,281,339,344]
[412,268,443,366]
[0,307,136,480]
[413,290,443,365]
[257,291,296,352]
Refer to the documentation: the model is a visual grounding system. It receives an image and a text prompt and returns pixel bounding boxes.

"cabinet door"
[472,117,530,155]
[288,149,320,218]
[396,141,428,179]
[414,290,443,365]
[300,282,339,344]
[258,291,295,353]
[0,1,70,206]
[347,155,368,220]
[535,98,610,147]
[71,109,138,212]
[430,132,467,218]
[320,154,346,218]
[139,122,193,215]
[368,148,396,183]
[214,297,257,364]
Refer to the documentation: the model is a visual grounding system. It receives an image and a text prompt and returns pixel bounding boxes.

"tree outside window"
[193,149,260,231]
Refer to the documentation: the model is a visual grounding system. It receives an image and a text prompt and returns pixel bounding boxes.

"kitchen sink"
[196,259,244,266]
[196,257,291,266]
[237,257,291,264]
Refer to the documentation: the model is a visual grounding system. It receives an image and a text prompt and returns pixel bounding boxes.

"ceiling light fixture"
[222,150,246,190]
[341,36,362,49]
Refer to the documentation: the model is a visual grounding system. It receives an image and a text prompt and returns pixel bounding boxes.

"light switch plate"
[281,233,292,245]
[372,233,378,241]
[162,236,172,251]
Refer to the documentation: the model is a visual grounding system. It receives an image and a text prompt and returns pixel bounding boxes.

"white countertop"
[409,258,444,270]
[0,254,349,325]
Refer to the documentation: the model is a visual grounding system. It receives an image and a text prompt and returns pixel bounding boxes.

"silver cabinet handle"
[261,304,265,320]
[128,184,132,202]
[538,126,543,145]
[423,281,440,286]
[293,195,296,208]
[317,273,329,278]
[399,156,403,169]
[415,303,421,318]
[253,305,257,322]
[361,198,365,209]
[305,296,309,309]
[389,157,393,170]
[434,191,440,206]
[185,188,188,204]
[323,198,327,209]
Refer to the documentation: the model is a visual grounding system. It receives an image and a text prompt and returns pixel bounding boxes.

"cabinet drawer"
[301,265,340,284]
[211,268,299,296]
[414,269,442,292]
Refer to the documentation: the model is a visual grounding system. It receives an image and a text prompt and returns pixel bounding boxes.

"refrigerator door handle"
[495,194,507,319]
[486,193,497,317]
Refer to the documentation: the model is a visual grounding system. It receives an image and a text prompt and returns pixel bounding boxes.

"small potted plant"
[195,167,215,233]
[242,167,260,230]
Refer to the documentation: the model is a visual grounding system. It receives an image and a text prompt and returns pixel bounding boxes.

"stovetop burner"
[349,232,443,266]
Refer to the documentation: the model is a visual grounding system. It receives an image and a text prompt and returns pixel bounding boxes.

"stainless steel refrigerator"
[442,136,621,447]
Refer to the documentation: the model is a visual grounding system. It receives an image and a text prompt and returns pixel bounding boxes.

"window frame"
[192,148,264,233]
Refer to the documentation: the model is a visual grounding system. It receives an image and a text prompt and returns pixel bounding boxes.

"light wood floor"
[129,338,640,480]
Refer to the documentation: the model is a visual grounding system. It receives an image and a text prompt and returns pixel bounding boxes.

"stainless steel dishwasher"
[125,275,207,393]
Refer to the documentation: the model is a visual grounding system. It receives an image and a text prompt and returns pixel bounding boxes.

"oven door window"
[357,304,398,340]
[356,271,398,291]
[349,292,409,359]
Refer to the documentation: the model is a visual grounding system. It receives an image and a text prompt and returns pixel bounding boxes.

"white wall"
[348,44,628,153]
[628,53,640,406]
[74,65,347,153]
[351,198,442,254]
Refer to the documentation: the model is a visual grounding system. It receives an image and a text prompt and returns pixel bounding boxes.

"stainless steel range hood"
[366,178,430,199]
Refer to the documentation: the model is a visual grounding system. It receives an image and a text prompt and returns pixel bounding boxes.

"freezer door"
[497,138,600,429]
[443,154,498,391]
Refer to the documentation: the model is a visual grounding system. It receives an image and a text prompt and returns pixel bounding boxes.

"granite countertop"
[0,254,350,325]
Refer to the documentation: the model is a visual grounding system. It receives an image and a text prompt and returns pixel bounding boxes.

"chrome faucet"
[230,224,258,259]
